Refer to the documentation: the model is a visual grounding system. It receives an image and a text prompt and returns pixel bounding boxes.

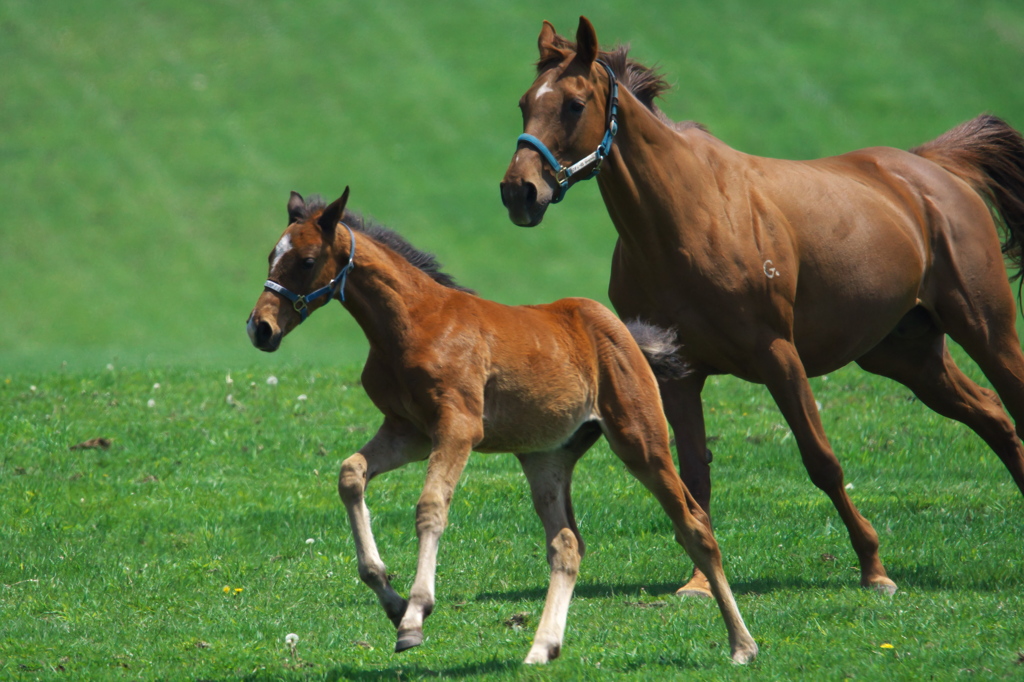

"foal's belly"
[476,382,597,454]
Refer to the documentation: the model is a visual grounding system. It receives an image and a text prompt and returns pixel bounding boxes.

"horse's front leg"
[338,422,431,628]
[759,337,896,594]
[394,426,475,652]
[659,374,716,597]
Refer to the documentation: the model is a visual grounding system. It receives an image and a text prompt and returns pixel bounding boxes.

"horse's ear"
[317,186,350,235]
[575,16,598,66]
[538,20,562,64]
[287,191,304,224]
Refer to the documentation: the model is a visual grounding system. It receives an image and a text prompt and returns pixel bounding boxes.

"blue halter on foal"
[262,224,356,322]
[515,60,619,204]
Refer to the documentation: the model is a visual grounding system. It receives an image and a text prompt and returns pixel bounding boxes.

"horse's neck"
[341,241,440,352]
[598,92,728,257]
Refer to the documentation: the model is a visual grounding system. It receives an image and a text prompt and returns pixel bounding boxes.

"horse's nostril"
[523,182,537,206]
[255,320,273,346]
[499,182,509,208]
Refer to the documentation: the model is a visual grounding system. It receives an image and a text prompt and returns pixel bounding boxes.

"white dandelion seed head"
[297,394,307,401]
[147,398,156,408]
[306,538,315,545]
[226,373,234,385]
[285,633,299,646]
[152,383,161,390]
[266,375,278,386]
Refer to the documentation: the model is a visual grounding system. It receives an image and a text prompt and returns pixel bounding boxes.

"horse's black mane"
[296,195,475,295]
[539,38,706,133]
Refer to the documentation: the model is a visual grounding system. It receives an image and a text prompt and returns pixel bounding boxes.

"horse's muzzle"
[499,179,547,227]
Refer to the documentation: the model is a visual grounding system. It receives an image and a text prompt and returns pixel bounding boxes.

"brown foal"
[247,188,757,664]
[500,17,1024,598]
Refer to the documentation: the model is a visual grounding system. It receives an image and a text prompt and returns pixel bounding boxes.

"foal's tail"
[911,114,1024,281]
[625,320,690,381]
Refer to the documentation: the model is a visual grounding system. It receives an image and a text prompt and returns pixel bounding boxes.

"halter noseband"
[262,223,356,323]
[516,60,619,204]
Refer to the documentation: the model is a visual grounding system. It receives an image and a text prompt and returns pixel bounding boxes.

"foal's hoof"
[395,628,423,653]
[864,576,897,596]
[731,640,759,665]
[523,643,560,664]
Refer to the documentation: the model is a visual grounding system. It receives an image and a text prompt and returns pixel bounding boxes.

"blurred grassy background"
[2,0,1022,374]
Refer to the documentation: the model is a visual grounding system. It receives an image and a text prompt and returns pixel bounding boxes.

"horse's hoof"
[395,629,423,653]
[865,577,897,596]
[675,572,713,599]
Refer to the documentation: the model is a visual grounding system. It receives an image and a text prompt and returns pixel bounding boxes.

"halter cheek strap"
[262,224,356,323]
[515,60,619,204]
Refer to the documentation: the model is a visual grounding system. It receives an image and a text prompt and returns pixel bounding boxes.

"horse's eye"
[568,100,586,115]
[302,258,316,270]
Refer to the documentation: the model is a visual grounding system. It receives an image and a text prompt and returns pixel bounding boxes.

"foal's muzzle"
[247,312,282,352]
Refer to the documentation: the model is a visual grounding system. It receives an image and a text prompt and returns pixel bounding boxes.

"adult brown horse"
[500,17,1024,598]
[246,188,758,664]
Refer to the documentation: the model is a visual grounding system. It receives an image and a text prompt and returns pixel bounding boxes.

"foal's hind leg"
[601,387,757,663]
[516,425,600,665]
[857,313,1024,495]
[338,420,432,629]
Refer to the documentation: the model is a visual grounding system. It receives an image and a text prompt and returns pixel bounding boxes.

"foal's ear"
[317,186,350,235]
[287,191,305,224]
[538,20,563,65]
[575,16,598,66]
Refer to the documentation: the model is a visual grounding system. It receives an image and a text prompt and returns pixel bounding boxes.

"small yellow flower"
[223,585,231,594]
[234,588,243,594]
[880,643,895,649]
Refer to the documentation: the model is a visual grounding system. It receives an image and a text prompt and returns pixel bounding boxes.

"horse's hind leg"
[857,309,1024,495]
[601,387,757,663]
[338,420,432,629]
[516,424,600,665]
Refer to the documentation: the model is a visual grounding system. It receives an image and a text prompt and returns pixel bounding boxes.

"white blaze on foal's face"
[271,233,293,271]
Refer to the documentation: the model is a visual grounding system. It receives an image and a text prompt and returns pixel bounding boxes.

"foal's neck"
[338,235,449,353]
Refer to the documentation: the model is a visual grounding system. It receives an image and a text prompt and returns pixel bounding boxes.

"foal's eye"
[302,258,316,270]
[568,100,586,115]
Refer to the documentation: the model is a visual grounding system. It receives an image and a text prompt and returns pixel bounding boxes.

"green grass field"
[3,362,1022,679]
[3,0,1024,679]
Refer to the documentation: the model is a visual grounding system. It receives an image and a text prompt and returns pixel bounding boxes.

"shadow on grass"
[474,576,835,603]
[238,657,520,681]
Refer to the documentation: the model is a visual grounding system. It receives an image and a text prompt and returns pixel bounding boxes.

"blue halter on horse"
[262,224,357,322]
[514,60,619,204]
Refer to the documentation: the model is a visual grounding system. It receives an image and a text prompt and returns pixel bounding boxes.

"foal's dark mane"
[296,195,475,295]
[539,36,706,133]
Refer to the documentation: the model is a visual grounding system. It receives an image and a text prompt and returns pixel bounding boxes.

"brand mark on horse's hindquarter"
[763,260,779,279]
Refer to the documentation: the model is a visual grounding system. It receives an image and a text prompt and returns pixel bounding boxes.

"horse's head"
[500,16,617,227]
[247,188,353,352]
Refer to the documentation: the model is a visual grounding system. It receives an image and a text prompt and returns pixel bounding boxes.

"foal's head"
[247,188,352,352]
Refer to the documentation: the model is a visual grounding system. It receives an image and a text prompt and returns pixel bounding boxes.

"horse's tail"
[625,320,690,381]
[911,114,1024,281]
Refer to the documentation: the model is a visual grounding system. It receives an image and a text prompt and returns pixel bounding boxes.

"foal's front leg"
[338,423,431,628]
[394,429,474,652]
